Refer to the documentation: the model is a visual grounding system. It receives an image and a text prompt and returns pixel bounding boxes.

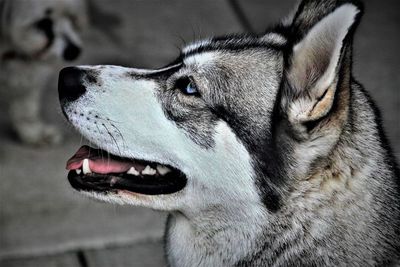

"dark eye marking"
[175,77,200,96]
[35,17,54,41]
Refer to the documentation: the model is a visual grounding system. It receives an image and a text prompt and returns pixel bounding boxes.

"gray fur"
[59,0,400,266]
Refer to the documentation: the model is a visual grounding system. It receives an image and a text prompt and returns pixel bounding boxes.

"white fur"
[167,204,268,267]
[260,33,287,45]
[184,52,216,67]
[61,1,400,266]
[291,4,359,95]
[295,4,359,94]
[182,40,212,54]
[65,64,269,265]
[288,4,359,126]
[64,65,260,213]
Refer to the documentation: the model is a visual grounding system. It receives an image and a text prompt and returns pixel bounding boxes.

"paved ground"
[0,0,399,266]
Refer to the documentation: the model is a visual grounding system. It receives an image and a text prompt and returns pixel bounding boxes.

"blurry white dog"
[0,0,87,145]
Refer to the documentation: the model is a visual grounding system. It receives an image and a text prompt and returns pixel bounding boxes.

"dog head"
[0,0,87,61]
[59,0,362,214]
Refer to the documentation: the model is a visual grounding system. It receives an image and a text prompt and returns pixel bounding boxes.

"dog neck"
[164,84,400,266]
[165,203,268,266]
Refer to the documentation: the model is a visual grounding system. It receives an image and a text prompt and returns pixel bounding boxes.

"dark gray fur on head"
[58,0,400,266]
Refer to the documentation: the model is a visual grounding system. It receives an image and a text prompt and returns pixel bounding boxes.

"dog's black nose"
[63,42,81,61]
[58,67,86,102]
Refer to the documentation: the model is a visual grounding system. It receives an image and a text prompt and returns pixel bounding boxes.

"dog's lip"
[68,170,187,195]
[66,145,187,195]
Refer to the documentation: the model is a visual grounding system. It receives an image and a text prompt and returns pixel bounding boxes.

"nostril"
[58,67,86,103]
[63,43,81,61]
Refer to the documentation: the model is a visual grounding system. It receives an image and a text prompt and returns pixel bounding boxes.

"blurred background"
[0,0,399,266]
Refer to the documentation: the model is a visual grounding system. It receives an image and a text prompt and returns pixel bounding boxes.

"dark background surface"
[0,0,399,266]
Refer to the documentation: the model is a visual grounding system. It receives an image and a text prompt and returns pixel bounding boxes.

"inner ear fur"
[283,2,363,130]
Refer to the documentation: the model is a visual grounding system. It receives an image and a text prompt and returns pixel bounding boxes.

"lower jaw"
[68,170,187,195]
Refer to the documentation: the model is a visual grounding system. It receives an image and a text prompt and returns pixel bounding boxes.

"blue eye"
[176,77,200,96]
[185,83,197,94]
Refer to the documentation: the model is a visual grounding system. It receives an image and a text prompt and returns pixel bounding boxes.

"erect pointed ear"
[282,1,363,135]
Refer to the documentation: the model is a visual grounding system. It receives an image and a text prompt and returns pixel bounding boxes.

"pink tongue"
[66,145,134,174]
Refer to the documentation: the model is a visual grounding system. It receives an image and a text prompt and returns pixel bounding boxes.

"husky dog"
[58,0,400,265]
[0,0,87,145]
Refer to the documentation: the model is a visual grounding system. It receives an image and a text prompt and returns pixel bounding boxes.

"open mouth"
[66,146,187,195]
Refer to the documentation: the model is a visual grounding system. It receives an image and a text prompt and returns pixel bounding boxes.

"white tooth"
[110,177,118,186]
[82,158,91,174]
[156,165,171,175]
[127,167,140,176]
[142,165,156,175]
[76,169,82,175]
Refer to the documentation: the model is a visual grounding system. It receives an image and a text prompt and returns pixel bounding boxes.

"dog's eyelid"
[174,76,201,97]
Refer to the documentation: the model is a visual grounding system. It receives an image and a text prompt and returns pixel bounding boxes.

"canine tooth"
[82,159,91,174]
[76,169,82,175]
[142,165,156,175]
[127,167,140,176]
[156,165,171,175]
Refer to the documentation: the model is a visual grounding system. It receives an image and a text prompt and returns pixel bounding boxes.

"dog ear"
[282,1,363,136]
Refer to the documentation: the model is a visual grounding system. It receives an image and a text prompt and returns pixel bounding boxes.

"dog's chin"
[66,146,187,197]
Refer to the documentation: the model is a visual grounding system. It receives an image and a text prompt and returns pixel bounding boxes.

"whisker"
[110,123,127,150]
[102,123,122,156]
[96,116,122,124]
[95,124,108,165]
